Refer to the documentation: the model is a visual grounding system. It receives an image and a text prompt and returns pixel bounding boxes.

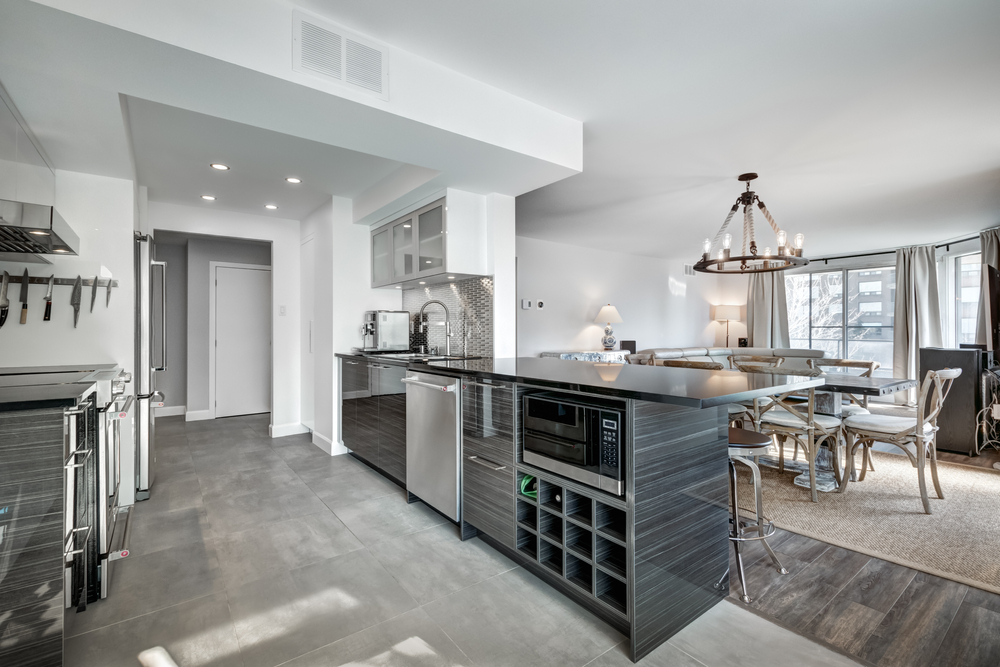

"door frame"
[208,261,273,419]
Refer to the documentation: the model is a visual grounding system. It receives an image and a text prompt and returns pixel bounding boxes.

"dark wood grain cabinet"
[373,363,407,484]
[461,377,516,549]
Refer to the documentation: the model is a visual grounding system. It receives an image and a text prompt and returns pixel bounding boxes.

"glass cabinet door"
[372,227,391,286]
[418,204,445,274]
[392,218,415,281]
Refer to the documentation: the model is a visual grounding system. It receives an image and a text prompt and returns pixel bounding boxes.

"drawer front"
[462,379,515,465]
[462,446,515,549]
[352,395,379,466]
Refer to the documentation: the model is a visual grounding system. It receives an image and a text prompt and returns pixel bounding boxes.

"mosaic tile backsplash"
[402,276,494,358]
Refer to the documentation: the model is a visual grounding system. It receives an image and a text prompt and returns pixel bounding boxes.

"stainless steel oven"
[64,389,97,612]
[522,393,625,496]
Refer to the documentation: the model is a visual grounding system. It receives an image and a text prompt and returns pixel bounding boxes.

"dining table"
[812,374,919,415]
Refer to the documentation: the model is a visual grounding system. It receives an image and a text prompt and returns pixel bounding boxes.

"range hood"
[0,198,79,260]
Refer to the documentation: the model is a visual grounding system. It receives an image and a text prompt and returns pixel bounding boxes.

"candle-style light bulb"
[703,238,712,254]
[794,233,805,250]
[722,233,732,250]
[763,247,771,257]
[776,230,787,249]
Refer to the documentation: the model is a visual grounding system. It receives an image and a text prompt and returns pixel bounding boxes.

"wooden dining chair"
[729,355,785,371]
[742,366,842,503]
[840,368,962,514]
[655,359,750,427]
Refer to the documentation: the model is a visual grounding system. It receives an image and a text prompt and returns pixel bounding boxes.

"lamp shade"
[594,304,623,324]
[715,305,741,322]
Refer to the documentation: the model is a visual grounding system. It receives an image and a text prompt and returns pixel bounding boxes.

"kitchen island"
[336,353,824,662]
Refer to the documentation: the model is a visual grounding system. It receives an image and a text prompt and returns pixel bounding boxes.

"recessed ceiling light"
[201,195,216,201]
[210,163,230,170]
[425,260,432,264]
[265,204,278,210]
[419,282,426,285]
[403,224,411,228]
[395,286,401,289]
[447,276,455,279]
[29,230,50,236]
[285,177,302,184]
[53,248,69,253]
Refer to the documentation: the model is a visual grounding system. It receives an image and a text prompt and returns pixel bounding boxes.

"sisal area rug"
[737,450,1000,595]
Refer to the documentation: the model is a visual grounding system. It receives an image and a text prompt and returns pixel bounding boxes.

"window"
[786,266,895,375]
[956,253,981,345]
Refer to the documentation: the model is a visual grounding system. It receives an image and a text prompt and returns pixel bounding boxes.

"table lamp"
[594,304,623,350]
[715,305,741,347]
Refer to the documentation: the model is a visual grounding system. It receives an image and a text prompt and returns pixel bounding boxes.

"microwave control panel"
[598,411,621,479]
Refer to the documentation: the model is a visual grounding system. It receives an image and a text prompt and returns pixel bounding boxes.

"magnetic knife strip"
[6,276,120,288]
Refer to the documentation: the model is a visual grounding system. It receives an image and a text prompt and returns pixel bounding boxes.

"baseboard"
[270,422,310,438]
[185,409,214,422]
[154,405,186,417]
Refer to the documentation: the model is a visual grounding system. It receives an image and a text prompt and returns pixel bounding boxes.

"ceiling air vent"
[292,9,389,100]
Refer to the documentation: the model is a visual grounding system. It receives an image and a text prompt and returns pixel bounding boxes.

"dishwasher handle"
[401,377,456,393]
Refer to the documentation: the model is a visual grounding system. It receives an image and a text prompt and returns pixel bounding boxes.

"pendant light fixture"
[694,173,809,274]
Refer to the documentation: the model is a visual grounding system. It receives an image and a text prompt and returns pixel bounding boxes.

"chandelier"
[694,173,809,274]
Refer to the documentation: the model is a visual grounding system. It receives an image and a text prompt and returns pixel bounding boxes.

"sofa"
[628,347,829,372]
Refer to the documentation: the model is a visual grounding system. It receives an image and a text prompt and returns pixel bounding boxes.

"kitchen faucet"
[418,299,452,356]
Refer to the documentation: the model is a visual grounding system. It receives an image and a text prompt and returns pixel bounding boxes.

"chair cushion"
[844,414,933,435]
[728,403,749,415]
[738,396,773,407]
[762,410,842,429]
[839,405,870,417]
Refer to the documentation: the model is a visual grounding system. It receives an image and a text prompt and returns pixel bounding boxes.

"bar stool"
[718,427,788,603]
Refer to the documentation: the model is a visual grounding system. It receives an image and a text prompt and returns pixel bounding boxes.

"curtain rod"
[811,235,980,265]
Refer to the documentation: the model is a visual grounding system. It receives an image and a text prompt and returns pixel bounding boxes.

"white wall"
[148,201,303,437]
[516,236,745,357]
[488,193,517,358]
[153,241,187,413]
[184,236,270,418]
[0,170,134,371]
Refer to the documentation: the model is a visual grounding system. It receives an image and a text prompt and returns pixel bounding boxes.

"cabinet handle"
[402,377,456,392]
[463,380,509,390]
[466,455,506,471]
[345,361,359,365]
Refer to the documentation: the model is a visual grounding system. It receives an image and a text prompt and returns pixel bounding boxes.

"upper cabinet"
[371,190,488,288]
[0,96,55,206]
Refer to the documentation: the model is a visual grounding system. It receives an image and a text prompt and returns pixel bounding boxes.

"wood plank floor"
[728,528,1000,667]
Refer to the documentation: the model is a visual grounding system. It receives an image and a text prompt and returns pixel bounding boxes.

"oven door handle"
[401,377,456,392]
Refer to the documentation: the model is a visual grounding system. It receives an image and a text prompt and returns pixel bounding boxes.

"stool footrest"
[729,519,777,543]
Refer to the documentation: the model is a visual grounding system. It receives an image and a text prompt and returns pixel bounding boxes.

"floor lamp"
[715,305,741,347]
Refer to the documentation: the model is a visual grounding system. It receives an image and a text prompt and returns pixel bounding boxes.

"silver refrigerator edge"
[134,233,166,501]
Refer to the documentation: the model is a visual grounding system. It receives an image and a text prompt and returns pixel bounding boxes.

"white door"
[215,267,271,417]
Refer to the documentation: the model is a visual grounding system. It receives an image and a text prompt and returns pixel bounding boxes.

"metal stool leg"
[728,459,751,604]
[736,454,788,575]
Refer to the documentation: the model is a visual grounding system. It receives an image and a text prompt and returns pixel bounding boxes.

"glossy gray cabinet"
[461,377,516,549]
[370,198,447,287]
[339,358,406,484]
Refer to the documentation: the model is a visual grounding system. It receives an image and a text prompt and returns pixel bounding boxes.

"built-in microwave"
[522,393,625,496]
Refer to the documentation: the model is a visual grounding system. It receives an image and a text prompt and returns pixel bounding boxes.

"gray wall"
[186,237,271,414]
[153,241,188,408]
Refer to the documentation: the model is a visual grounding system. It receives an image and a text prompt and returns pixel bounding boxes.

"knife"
[0,271,9,328]
[71,275,82,328]
[18,269,29,324]
[90,274,99,313]
[43,275,54,321]
[106,273,113,307]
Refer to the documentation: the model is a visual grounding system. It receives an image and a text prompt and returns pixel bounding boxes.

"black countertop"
[0,382,96,412]
[337,353,825,408]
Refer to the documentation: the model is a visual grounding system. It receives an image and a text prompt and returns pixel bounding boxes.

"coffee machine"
[360,310,410,352]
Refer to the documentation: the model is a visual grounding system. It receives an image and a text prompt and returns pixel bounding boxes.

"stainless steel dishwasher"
[404,371,461,521]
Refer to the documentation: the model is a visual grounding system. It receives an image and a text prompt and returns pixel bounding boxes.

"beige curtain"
[746,272,790,348]
[893,245,943,404]
[975,227,1000,349]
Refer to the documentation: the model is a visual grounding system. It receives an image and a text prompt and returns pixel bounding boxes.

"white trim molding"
[270,422,310,438]
[185,409,214,422]
[154,405,185,417]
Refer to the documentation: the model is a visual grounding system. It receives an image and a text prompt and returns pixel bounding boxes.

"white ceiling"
[127,97,404,220]
[301,0,1000,258]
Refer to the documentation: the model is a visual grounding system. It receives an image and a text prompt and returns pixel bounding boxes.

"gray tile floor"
[65,415,862,666]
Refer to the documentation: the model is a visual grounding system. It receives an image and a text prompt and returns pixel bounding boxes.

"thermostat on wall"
[521,299,533,310]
